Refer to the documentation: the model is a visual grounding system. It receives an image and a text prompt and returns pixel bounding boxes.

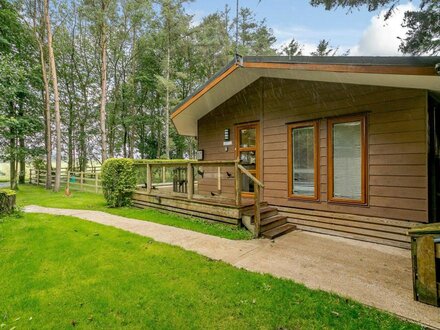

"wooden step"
[262,223,297,239]
[261,215,287,231]
[243,206,278,221]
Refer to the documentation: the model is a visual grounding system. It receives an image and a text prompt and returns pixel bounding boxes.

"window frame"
[327,114,367,205]
[287,120,320,201]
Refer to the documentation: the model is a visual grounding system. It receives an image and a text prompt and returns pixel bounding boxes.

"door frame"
[428,94,440,222]
[235,121,260,197]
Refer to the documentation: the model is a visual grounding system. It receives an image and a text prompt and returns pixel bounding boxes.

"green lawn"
[16,185,252,240]
[0,213,419,329]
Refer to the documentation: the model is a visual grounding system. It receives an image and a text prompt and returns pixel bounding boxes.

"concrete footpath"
[24,205,440,329]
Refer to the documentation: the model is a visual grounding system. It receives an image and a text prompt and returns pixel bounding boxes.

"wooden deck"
[132,189,257,224]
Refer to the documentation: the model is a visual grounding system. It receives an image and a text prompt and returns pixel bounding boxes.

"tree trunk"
[99,0,108,163]
[9,102,17,190]
[44,0,61,192]
[18,101,25,184]
[165,45,170,159]
[33,0,52,189]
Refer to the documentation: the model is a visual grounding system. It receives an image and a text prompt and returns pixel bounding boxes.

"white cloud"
[350,3,416,56]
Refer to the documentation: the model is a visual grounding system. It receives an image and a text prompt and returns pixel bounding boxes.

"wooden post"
[234,161,241,207]
[187,163,194,200]
[217,166,221,193]
[80,171,84,191]
[146,164,152,194]
[95,172,99,193]
[254,184,261,238]
[29,169,32,184]
[36,169,40,186]
[162,166,166,183]
[66,170,70,190]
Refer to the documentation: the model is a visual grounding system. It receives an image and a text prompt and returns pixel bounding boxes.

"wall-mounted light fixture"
[224,128,230,141]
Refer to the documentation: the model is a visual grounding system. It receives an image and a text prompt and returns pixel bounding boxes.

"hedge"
[101,158,137,207]
[0,189,16,215]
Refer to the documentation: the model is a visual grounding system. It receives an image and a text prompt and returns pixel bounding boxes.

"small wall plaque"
[223,141,232,146]
[196,150,204,160]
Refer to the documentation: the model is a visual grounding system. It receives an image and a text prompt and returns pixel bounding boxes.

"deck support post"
[187,163,194,200]
[146,164,152,194]
[234,161,241,207]
[254,184,261,238]
[217,166,221,193]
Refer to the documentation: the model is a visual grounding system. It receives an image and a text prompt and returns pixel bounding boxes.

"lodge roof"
[171,55,440,136]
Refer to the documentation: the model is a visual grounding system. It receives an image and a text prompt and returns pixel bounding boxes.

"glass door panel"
[236,123,259,195]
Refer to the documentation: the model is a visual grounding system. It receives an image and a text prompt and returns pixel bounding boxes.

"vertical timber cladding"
[198,77,428,248]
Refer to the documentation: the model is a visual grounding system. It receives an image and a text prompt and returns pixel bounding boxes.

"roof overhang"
[171,56,440,136]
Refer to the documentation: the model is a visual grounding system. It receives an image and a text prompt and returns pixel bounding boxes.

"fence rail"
[29,168,101,193]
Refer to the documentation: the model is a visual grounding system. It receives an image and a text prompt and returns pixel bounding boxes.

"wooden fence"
[29,168,101,193]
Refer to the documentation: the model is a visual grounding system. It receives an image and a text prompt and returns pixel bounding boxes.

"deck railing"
[134,159,265,237]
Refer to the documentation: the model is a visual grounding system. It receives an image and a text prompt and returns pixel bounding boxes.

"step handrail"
[237,164,264,188]
[237,163,264,238]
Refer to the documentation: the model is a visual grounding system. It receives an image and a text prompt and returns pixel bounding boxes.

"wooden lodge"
[134,56,440,248]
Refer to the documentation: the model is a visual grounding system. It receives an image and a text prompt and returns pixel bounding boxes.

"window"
[288,121,319,200]
[328,115,367,204]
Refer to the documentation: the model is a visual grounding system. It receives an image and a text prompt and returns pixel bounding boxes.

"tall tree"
[44,0,62,191]
[280,37,303,56]
[311,39,337,56]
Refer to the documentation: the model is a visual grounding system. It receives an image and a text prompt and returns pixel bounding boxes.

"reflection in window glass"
[292,126,315,196]
[333,121,361,200]
[240,128,256,148]
[240,151,256,170]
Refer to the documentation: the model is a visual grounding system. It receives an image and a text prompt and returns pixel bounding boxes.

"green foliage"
[0,188,16,215]
[101,158,137,207]
[400,1,439,55]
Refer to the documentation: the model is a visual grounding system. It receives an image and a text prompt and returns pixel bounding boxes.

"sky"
[184,0,419,56]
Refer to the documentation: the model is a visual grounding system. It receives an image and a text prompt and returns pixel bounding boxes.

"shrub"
[101,158,137,207]
[0,189,16,215]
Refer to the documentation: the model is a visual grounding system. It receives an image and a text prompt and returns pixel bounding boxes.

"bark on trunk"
[44,0,61,192]
[99,0,108,163]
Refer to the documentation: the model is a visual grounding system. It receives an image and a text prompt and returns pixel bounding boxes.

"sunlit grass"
[16,185,252,240]
[0,213,420,329]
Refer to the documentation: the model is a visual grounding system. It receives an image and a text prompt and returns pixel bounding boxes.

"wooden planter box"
[408,224,440,307]
[0,190,16,215]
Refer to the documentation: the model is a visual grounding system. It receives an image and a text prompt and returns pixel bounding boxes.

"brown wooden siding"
[197,78,428,248]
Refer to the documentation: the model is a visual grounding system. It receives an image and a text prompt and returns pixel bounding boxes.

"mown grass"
[0,213,420,329]
[16,185,252,240]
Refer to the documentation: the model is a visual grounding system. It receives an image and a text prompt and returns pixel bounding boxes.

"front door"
[235,122,259,196]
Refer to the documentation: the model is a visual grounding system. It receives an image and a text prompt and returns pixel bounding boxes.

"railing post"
[217,166,221,194]
[95,172,99,193]
[187,163,194,200]
[254,184,261,238]
[80,171,84,191]
[234,161,242,207]
[146,164,152,194]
